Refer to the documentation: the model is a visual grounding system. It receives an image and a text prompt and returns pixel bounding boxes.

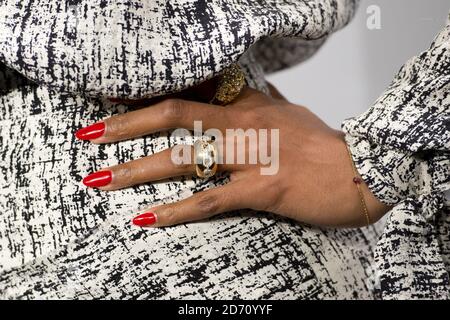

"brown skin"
[86,85,389,228]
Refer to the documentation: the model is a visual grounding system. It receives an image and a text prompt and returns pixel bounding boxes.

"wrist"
[360,179,391,224]
[341,133,391,225]
[335,131,390,226]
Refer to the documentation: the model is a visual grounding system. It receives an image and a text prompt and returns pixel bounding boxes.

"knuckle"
[163,206,179,225]
[162,99,186,124]
[114,164,134,184]
[297,104,311,114]
[241,109,268,127]
[195,192,221,215]
[258,177,285,210]
[106,115,132,139]
[229,172,241,182]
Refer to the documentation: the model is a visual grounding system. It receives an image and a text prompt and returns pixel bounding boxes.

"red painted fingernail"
[132,212,157,227]
[75,122,105,140]
[83,171,112,188]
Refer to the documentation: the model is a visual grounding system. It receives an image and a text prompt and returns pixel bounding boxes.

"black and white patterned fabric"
[0,0,448,300]
[342,15,450,299]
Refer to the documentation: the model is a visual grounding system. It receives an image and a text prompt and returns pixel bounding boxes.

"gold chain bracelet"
[346,144,371,226]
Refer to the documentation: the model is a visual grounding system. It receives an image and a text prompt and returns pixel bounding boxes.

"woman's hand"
[77,86,389,228]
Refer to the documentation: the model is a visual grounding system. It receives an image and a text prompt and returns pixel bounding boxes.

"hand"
[77,86,389,228]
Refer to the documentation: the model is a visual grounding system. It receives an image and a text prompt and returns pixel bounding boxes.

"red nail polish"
[75,122,105,140]
[83,171,112,188]
[132,212,157,227]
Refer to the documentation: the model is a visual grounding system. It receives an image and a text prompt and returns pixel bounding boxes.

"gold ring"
[194,137,218,179]
[210,63,246,105]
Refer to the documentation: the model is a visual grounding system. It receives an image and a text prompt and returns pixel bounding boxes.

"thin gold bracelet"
[345,144,371,227]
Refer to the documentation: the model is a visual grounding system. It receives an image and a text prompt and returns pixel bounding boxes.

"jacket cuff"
[344,134,427,206]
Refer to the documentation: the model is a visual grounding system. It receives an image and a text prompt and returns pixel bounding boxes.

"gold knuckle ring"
[194,137,218,179]
[210,63,246,105]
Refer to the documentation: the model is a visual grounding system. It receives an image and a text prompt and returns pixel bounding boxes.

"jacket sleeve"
[341,14,450,299]
[342,15,450,208]
[0,0,358,99]
[249,37,327,74]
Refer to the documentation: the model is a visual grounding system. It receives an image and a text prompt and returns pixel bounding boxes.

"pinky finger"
[132,181,250,228]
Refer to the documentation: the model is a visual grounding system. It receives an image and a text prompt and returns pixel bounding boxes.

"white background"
[267,0,449,128]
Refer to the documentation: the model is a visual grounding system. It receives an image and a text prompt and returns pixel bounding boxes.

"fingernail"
[83,170,112,188]
[132,212,157,227]
[75,122,105,140]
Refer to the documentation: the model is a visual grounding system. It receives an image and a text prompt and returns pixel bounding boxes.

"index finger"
[75,98,233,144]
